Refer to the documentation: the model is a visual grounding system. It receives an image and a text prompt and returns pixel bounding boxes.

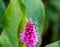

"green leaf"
[18,16,27,47]
[45,41,60,47]
[18,0,26,15]
[18,0,27,47]
[0,0,22,47]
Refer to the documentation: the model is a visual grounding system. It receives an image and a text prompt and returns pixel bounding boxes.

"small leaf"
[45,41,60,47]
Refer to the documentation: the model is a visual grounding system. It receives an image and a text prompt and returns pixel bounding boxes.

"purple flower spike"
[21,19,39,47]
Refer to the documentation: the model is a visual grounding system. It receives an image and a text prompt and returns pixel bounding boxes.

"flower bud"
[21,19,39,47]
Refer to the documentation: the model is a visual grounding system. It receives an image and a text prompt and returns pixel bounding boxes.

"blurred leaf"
[0,0,22,47]
[0,0,5,21]
[45,41,60,47]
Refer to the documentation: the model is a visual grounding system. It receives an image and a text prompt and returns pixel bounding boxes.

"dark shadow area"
[3,0,10,8]
[0,26,3,35]
[42,0,50,6]
[40,20,54,47]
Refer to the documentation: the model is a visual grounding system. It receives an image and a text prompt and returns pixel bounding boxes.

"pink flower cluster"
[21,20,39,47]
